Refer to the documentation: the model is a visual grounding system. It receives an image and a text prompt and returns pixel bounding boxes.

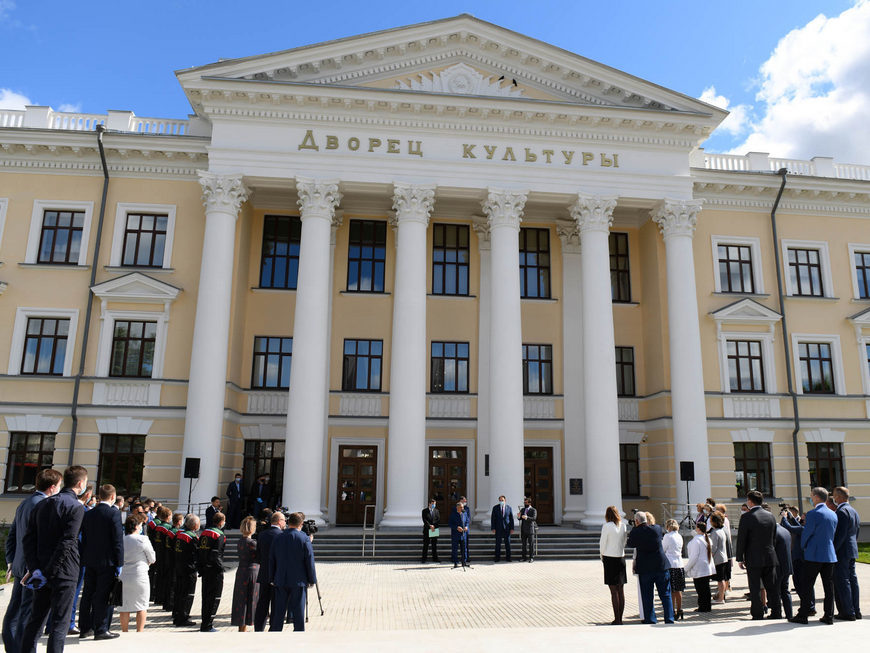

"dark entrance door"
[243,440,284,509]
[336,445,377,525]
[524,446,554,524]
[428,447,467,517]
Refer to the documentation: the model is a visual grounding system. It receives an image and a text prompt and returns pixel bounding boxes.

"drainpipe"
[68,124,110,466]
[769,168,804,509]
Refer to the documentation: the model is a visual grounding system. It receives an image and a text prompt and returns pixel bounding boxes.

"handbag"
[110,577,123,607]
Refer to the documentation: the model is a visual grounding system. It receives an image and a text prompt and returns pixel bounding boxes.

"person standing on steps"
[518,497,537,562]
[449,502,470,568]
[490,495,515,562]
[421,498,441,564]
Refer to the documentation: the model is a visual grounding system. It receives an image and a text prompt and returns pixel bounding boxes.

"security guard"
[163,512,184,612]
[172,514,200,627]
[197,512,226,633]
[152,506,172,604]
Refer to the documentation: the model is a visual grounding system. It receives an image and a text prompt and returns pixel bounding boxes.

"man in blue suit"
[269,512,317,632]
[791,486,838,624]
[253,511,285,631]
[226,472,245,529]
[626,511,674,624]
[832,486,861,620]
[2,468,62,653]
[490,495,515,562]
[449,502,470,568]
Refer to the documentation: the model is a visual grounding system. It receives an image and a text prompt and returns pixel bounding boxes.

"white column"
[481,189,527,509]
[381,184,435,527]
[570,193,622,527]
[472,217,491,526]
[179,172,248,507]
[651,199,711,505]
[557,222,586,523]
[284,177,341,525]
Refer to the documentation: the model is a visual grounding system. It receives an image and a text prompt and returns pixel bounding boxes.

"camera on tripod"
[627,508,640,528]
[301,519,318,537]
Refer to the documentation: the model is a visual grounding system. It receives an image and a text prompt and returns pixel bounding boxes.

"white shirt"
[599,520,627,557]
[662,531,684,568]
[685,533,717,579]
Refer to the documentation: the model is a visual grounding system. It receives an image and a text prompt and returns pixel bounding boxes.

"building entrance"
[524,446,554,524]
[336,445,378,525]
[428,446,467,517]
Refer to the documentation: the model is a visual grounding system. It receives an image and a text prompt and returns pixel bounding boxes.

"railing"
[0,110,24,128]
[695,148,870,181]
[92,379,161,406]
[0,105,208,136]
[361,504,377,557]
[247,390,288,414]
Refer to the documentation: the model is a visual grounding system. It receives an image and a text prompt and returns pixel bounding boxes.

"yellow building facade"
[1,16,868,526]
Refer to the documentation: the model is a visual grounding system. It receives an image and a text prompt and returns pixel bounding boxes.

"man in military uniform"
[172,514,200,627]
[162,512,184,612]
[151,506,171,605]
[197,512,226,633]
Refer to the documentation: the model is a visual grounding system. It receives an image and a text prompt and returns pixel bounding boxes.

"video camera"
[626,508,640,528]
[301,519,318,537]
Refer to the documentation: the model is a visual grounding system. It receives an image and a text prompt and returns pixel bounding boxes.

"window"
[342,339,383,391]
[432,223,469,296]
[121,213,168,267]
[609,233,631,302]
[21,318,70,376]
[726,340,765,392]
[718,244,755,293]
[251,336,293,389]
[522,344,553,395]
[798,342,835,394]
[97,434,146,497]
[787,248,824,296]
[347,220,386,292]
[734,442,772,495]
[519,228,550,299]
[5,432,55,493]
[110,320,156,378]
[430,342,469,393]
[853,249,870,299]
[619,443,640,496]
[807,443,844,490]
[259,215,301,289]
[37,210,85,264]
[243,439,285,506]
[615,347,635,397]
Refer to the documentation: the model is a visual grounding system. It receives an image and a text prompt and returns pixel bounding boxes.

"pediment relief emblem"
[393,63,524,98]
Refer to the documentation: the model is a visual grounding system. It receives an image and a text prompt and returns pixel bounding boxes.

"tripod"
[304,581,324,622]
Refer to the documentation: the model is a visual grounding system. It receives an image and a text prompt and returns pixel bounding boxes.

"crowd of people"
[2,466,317,652]
[599,487,862,625]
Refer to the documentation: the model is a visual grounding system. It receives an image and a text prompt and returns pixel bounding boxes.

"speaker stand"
[188,477,194,513]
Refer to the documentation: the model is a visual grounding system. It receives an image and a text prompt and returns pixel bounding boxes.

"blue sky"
[2,1,868,162]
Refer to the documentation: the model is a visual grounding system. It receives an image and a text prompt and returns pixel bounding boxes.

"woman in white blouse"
[685,521,716,613]
[118,514,156,632]
[599,506,627,625]
[662,519,685,620]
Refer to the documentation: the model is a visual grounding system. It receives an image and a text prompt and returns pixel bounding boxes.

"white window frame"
[847,243,870,300]
[8,307,80,376]
[25,200,95,265]
[791,333,846,396]
[711,235,764,294]
[718,331,777,394]
[0,198,8,254]
[857,335,870,396]
[109,202,177,269]
[94,308,169,378]
[781,239,833,298]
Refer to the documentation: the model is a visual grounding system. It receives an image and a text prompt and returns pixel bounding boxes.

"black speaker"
[183,457,201,479]
[679,461,695,482]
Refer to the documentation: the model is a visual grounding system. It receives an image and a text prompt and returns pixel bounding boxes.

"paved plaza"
[3,559,869,651]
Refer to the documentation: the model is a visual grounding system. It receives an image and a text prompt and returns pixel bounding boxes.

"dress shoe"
[676,610,684,620]
[819,616,834,625]
[201,627,217,633]
[453,563,458,568]
[610,619,622,625]
[789,616,808,624]
[94,631,120,640]
[834,613,857,621]
[808,609,817,616]
[68,627,80,636]
[178,620,197,627]
[855,612,862,619]
[641,620,654,624]
[78,630,93,639]
[528,557,533,563]
[665,620,674,624]
[766,613,783,620]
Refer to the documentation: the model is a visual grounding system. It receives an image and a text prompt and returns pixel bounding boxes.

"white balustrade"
[338,393,382,416]
[2,106,191,134]
[835,163,870,181]
[92,380,161,406]
[722,395,781,419]
[769,157,815,175]
[696,149,870,181]
[49,113,106,131]
[523,396,556,419]
[247,391,288,414]
[0,110,24,127]
[703,152,748,171]
[617,397,639,421]
[428,395,472,418]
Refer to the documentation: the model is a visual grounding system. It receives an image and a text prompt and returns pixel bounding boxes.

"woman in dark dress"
[230,516,260,631]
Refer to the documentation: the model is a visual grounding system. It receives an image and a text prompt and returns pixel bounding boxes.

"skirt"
[602,555,627,586]
[714,562,729,582]
[668,567,686,592]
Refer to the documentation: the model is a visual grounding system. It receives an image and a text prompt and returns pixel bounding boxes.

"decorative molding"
[556,220,581,254]
[651,198,704,239]
[618,397,639,421]
[95,416,153,435]
[7,307,79,376]
[3,414,64,433]
[710,298,781,326]
[198,171,249,216]
[569,193,617,234]
[618,428,645,444]
[90,272,181,304]
[471,215,491,250]
[240,423,286,440]
[481,189,526,230]
[338,393,382,416]
[394,63,524,98]
[391,183,436,225]
[723,396,781,419]
[428,395,472,418]
[25,199,94,266]
[803,428,846,443]
[110,203,177,269]
[92,380,162,407]
[523,396,556,419]
[246,391,288,415]
[730,427,774,443]
[296,177,342,221]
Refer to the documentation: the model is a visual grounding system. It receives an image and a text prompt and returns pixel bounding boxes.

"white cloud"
[729,0,870,164]
[58,103,82,113]
[698,86,751,136]
[0,88,31,109]
[0,0,15,23]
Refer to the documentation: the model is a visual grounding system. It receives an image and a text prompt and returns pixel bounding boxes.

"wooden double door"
[428,446,467,518]
[336,445,377,525]
[524,446,554,524]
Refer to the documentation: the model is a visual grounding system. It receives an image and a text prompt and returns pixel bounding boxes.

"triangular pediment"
[178,15,726,117]
[91,272,181,303]
[849,306,870,324]
[710,298,781,325]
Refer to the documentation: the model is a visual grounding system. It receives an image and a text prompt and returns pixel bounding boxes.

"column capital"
[198,171,248,216]
[569,193,617,234]
[296,177,342,221]
[391,183,436,225]
[556,220,581,254]
[471,216,491,251]
[481,188,527,230]
[650,198,704,239]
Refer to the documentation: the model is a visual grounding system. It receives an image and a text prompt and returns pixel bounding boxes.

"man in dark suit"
[832,486,861,620]
[253,511,286,631]
[791,487,838,624]
[449,502,470,568]
[269,512,317,632]
[77,484,124,640]
[736,490,781,620]
[459,496,472,563]
[226,472,245,529]
[20,465,89,653]
[204,496,221,529]
[490,495,515,562]
[3,468,62,653]
[519,497,537,563]
[771,509,793,619]
[781,507,815,610]
[250,475,273,515]
[421,498,440,563]
[626,511,674,624]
